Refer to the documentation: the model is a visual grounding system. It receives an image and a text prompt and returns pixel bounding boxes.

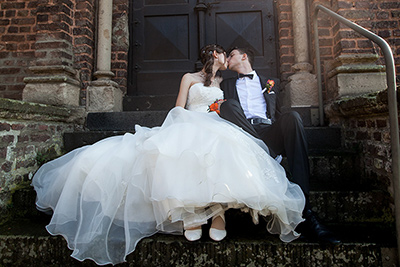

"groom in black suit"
[219,47,340,244]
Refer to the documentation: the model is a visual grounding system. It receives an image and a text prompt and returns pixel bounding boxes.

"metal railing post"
[314,4,400,262]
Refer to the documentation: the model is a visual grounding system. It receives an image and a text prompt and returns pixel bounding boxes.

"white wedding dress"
[32,83,305,265]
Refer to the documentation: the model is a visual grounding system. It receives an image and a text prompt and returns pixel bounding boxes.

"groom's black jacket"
[219,70,281,123]
[219,70,311,196]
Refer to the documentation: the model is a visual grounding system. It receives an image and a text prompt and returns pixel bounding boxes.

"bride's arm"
[175,73,192,108]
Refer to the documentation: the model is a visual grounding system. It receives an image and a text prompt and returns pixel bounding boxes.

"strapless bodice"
[185,83,224,113]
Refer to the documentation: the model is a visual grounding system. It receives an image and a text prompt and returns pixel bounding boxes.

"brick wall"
[326,90,396,199]
[0,0,129,105]
[112,0,129,95]
[1,0,399,105]
[0,0,36,99]
[307,0,400,93]
[0,97,83,223]
[73,0,96,105]
[276,0,294,83]
[343,116,393,191]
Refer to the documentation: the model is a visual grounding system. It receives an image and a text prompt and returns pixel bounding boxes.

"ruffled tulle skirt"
[32,107,305,265]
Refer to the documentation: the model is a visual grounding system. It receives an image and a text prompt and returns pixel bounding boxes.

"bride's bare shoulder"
[182,72,204,87]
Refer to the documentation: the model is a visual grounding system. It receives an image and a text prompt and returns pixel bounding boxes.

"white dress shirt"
[236,71,268,120]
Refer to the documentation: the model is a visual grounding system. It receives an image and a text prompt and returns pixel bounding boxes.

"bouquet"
[208,99,225,114]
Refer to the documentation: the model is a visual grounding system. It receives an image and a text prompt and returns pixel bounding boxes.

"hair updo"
[199,44,225,86]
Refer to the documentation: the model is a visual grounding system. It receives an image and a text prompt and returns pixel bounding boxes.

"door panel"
[207,0,278,77]
[128,0,278,96]
[129,0,198,95]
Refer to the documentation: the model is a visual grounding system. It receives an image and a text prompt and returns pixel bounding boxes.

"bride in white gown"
[32,44,305,265]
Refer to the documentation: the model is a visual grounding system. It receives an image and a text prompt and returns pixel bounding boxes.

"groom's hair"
[228,46,255,68]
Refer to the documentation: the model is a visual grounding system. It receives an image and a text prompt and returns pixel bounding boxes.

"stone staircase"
[0,96,398,266]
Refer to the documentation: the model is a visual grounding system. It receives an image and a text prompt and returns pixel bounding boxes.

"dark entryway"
[127,0,278,97]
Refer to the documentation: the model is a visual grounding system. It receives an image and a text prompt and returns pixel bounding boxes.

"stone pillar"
[86,0,123,112]
[23,66,80,107]
[286,0,319,125]
[22,1,80,107]
[326,54,387,100]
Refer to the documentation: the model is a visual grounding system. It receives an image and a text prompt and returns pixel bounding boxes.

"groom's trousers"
[220,99,310,197]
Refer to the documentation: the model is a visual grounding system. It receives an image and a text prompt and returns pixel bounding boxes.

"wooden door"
[128,0,278,96]
[206,0,278,77]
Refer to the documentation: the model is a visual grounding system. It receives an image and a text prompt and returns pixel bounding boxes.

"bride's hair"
[200,44,225,86]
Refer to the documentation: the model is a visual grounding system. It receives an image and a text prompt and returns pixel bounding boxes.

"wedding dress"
[32,83,305,265]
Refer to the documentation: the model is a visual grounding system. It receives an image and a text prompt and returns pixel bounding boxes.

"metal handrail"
[314,4,400,261]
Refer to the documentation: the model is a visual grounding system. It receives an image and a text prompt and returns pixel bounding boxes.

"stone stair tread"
[15,184,392,226]
[0,219,396,266]
[0,217,395,245]
[86,110,169,131]
[64,126,342,153]
[123,94,177,111]
[84,111,341,148]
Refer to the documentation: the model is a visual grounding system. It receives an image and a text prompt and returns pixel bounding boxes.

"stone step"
[123,95,322,127]
[12,185,393,226]
[86,110,168,131]
[123,94,177,111]
[63,129,342,153]
[77,110,342,150]
[63,132,354,190]
[0,220,397,266]
[85,111,341,146]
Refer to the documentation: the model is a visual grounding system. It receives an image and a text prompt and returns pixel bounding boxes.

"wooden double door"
[128,0,278,96]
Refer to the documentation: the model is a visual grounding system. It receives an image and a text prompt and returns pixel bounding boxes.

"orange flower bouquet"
[208,99,225,114]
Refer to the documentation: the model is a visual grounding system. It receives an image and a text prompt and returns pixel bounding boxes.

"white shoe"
[184,228,202,241]
[209,228,226,241]
[209,212,226,241]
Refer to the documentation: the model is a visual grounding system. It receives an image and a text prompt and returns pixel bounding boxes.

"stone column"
[22,1,80,107]
[86,0,123,112]
[286,0,319,125]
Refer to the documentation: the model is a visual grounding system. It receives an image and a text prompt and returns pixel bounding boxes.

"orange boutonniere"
[208,99,225,114]
[266,79,275,93]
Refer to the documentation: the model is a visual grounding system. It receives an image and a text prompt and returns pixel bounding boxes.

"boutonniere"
[208,99,226,114]
[265,79,275,93]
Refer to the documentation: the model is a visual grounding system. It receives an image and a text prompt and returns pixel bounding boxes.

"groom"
[219,46,340,244]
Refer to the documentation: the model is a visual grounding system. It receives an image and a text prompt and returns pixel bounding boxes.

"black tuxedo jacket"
[220,70,281,123]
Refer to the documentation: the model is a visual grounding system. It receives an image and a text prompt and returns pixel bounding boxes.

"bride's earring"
[209,212,226,241]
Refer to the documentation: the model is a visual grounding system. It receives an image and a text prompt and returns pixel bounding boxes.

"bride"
[32,44,305,265]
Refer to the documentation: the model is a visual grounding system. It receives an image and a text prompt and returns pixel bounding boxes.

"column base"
[286,71,319,107]
[23,81,80,107]
[22,66,81,107]
[86,80,123,112]
[327,54,386,100]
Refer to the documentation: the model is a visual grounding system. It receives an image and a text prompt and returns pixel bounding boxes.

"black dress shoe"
[297,209,341,244]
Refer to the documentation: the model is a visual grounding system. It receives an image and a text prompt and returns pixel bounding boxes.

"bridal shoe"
[209,213,226,241]
[184,228,202,241]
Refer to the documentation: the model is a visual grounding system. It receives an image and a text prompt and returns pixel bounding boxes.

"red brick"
[376,119,387,128]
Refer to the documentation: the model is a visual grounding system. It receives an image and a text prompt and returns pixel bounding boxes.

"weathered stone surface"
[326,54,387,100]
[23,82,81,107]
[325,89,400,119]
[287,71,319,106]
[0,98,84,123]
[0,232,397,266]
[334,72,387,97]
[0,98,85,224]
[86,80,123,112]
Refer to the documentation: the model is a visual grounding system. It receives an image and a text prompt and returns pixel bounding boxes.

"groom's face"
[227,49,242,72]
